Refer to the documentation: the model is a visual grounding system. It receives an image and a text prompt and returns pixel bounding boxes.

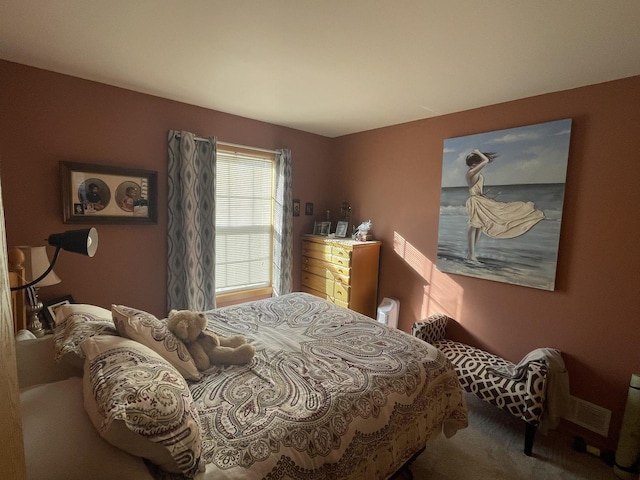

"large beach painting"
[436,119,572,290]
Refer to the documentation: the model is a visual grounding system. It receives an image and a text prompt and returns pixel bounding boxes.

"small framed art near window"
[61,161,158,224]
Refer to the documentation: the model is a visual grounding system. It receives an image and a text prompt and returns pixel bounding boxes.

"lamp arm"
[10,247,62,291]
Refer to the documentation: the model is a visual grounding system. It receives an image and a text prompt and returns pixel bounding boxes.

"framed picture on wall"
[305,202,314,215]
[61,161,158,224]
[436,118,572,291]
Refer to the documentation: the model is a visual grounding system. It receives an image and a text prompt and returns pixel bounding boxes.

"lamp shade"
[48,227,98,257]
[16,246,61,288]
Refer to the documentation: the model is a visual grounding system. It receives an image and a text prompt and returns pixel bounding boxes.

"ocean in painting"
[436,183,565,290]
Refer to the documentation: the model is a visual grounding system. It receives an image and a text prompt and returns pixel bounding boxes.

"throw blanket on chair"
[487,347,570,433]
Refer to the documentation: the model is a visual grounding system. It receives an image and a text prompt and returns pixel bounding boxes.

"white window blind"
[215,149,274,294]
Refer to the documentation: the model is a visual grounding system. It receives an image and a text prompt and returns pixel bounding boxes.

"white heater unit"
[377,298,399,329]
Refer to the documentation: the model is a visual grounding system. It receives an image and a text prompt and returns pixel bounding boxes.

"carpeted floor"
[407,393,618,480]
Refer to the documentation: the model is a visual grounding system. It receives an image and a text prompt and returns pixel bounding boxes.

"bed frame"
[7,246,27,334]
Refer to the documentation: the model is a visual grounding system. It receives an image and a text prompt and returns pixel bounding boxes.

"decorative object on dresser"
[354,219,373,241]
[339,201,352,223]
[301,234,381,318]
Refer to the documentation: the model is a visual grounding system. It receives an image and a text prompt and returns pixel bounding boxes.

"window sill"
[216,286,272,308]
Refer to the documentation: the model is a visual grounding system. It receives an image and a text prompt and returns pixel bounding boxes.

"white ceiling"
[1,1,639,138]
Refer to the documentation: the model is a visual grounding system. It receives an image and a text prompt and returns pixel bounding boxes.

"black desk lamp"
[11,227,98,292]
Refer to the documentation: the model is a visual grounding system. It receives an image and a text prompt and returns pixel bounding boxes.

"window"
[215,146,274,298]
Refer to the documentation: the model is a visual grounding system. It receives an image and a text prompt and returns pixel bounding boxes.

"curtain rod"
[174,133,278,154]
[219,141,278,155]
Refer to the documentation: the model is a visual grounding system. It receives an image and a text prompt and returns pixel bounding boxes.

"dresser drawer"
[302,240,332,256]
[303,240,353,266]
[301,285,349,309]
[301,248,333,263]
[301,271,334,295]
[302,256,351,282]
[333,282,351,303]
[331,245,352,262]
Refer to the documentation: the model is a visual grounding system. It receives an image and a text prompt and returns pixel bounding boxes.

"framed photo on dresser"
[335,221,348,238]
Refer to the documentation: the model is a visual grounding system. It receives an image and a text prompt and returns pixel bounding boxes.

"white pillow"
[54,303,111,326]
[53,304,118,364]
[111,304,200,380]
[20,377,153,480]
[81,335,202,476]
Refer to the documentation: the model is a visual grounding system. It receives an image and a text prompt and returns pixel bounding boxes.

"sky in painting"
[441,118,572,187]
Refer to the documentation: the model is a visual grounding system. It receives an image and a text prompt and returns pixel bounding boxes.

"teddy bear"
[167,309,255,371]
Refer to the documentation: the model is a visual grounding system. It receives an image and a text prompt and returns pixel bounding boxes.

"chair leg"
[524,423,536,456]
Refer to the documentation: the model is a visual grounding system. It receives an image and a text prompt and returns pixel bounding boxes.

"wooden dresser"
[301,234,381,318]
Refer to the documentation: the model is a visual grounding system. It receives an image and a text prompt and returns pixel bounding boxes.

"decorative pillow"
[21,377,154,480]
[81,335,202,476]
[111,304,200,381]
[53,304,117,363]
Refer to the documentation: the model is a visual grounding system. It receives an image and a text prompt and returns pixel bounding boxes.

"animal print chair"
[412,313,550,456]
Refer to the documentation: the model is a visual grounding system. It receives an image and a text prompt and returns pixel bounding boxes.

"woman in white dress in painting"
[465,149,544,262]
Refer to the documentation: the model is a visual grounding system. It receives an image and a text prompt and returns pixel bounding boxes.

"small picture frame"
[305,202,314,216]
[293,199,300,217]
[42,295,75,327]
[335,221,349,238]
[319,221,331,236]
[61,161,158,224]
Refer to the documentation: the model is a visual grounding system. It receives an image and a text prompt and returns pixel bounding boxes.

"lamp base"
[26,302,46,338]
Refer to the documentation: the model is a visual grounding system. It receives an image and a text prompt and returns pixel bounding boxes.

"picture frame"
[61,161,158,224]
[313,221,322,235]
[436,118,572,291]
[293,199,300,217]
[42,295,75,328]
[319,221,331,236]
[305,202,314,216]
[335,220,349,238]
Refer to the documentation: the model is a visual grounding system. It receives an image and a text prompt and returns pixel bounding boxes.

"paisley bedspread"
[191,293,467,479]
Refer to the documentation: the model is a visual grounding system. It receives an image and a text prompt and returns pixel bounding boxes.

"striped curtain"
[273,148,293,296]
[167,131,217,311]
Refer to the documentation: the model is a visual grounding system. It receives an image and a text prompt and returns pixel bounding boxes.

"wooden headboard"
[7,247,26,334]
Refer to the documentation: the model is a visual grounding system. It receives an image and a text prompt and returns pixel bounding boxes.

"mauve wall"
[0,60,334,315]
[331,75,640,450]
[1,58,638,450]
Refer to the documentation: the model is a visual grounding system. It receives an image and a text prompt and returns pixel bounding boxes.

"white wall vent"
[564,395,611,437]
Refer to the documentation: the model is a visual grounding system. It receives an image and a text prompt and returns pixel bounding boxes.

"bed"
[15,291,467,479]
